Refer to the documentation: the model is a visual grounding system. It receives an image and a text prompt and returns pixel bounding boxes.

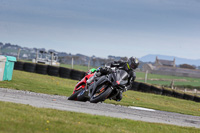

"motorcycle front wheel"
[77,89,89,102]
[90,87,112,103]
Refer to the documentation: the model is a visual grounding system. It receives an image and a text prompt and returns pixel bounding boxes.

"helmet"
[87,68,97,74]
[128,57,139,69]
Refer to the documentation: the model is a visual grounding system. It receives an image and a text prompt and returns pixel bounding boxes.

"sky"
[0,0,200,59]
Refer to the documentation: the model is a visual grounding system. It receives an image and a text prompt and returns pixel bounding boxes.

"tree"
[179,64,196,69]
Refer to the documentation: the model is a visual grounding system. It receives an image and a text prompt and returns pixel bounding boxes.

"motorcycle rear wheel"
[90,87,112,103]
[68,89,83,100]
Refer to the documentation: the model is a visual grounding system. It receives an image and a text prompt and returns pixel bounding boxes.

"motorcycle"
[77,68,129,103]
[68,73,94,100]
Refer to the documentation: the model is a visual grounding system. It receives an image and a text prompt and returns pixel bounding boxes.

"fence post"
[35,50,39,63]
[17,48,21,60]
[145,70,148,83]
[170,80,174,89]
[72,58,74,69]
[0,45,2,54]
[88,59,90,70]
[194,89,197,94]
[51,52,54,66]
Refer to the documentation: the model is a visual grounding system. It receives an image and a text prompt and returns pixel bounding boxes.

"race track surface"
[0,88,200,128]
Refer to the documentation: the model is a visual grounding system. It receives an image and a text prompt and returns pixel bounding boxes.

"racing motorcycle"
[77,68,129,103]
[68,72,94,100]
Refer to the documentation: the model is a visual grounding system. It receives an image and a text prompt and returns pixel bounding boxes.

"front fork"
[86,82,94,98]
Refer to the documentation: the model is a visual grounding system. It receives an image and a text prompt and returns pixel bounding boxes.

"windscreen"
[115,70,129,85]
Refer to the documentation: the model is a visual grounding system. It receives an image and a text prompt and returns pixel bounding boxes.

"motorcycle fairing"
[73,73,94,93]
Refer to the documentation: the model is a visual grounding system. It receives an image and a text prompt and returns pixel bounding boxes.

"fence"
[14,61,200,103]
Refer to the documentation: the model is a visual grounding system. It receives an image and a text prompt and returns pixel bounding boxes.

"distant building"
[155,57,176,67]
[143,57,200,78]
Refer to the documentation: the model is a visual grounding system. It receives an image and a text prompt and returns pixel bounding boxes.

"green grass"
[1,70,200,116]
[0,101,199,133]
[60,64,92,72]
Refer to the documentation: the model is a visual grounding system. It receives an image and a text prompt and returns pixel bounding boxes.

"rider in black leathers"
[95,57,139,101]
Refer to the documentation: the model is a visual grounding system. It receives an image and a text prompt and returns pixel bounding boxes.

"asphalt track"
[0,88,200,129]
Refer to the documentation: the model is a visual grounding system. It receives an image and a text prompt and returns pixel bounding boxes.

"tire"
[70,70,86,80]
[90,87,112,103]
[36,64,48,75]
[59,67,71,79]
[150,86,163,95]
[79,71,87,79]
[24,63,36,73]
[47,65,59,76]
[68,89,83,100]
[172,91,184,99]
[138,83,151,93]
[130,81,140,91]
[162,88,173,97]
[77,90,89,102]
[183,93,194,101]
[14,61,24,70]
[193,96,200,102]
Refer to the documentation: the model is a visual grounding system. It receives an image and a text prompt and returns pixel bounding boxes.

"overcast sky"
[0,0,200,59]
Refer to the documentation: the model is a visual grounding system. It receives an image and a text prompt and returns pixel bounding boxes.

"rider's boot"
[116,91,123,102]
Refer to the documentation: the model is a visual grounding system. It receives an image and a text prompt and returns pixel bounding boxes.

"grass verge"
[106,91,200,116]
[0,70,77,96]
[0,101,199,133]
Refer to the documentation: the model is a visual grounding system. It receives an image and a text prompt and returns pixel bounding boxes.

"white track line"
[129,106,156,112]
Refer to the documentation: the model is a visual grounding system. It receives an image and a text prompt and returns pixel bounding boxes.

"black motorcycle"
[77,68,129,103]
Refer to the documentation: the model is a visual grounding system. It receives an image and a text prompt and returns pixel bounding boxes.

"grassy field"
[0,70,200,116]
[136,72,200,88]
[1,101,199,133]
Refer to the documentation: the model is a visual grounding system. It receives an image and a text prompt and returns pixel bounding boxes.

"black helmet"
[128,57,139,69]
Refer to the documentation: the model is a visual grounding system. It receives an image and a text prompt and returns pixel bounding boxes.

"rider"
[88,57,139,101]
